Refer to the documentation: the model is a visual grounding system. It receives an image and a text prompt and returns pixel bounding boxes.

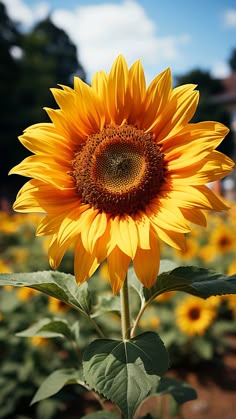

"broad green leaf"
[0,271,91,314]
[157,377,197,404]
[81,412,119,419]
[92,295,120,318]
[144,266,236,302]
[16,318,74,340]
[83,332,169,419]
[31,368,81,404]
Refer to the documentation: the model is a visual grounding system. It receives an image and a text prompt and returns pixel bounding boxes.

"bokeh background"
[1,1,236,418]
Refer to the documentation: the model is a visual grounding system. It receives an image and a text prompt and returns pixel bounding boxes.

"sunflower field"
[1,204,236,418]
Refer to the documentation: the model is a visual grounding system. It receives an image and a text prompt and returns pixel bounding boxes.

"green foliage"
[81,413,120,419]
[83,332,169,418]
[0,3,86,199]
[1,255,236,416]
[157,377,197,404]
[143,266,236,301]
[31,368,81,405]
[0,271,92,314]
[16,318,76,341]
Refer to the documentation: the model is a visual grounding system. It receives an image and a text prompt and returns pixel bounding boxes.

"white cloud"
[2,0,190,82]
[211,61,230,79]
[223,9,236,27]
[51,0,190,82]
[1,0,49,27]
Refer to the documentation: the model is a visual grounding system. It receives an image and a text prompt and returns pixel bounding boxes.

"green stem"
[71,305,105,338]
[83,311,105,338]
[120,276,131,340]
[130,300,148,338]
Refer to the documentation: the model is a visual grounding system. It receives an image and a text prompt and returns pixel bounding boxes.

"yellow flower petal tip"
[10,55,234,293]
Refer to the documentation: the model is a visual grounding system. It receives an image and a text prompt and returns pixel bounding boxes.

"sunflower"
[209,224,236,254]
[16,287,40,302]
[175,295,216,336]
[48,296,70,313]
[10,55,234,293]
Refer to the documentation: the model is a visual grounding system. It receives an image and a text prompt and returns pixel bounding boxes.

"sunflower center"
[188,307,201,320]
[71,124,165,215]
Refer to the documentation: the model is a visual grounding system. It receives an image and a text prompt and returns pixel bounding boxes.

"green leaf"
[0,271,91,314]
[16,318,74,340]
[81,412,120,419]
[83,332,169,419]
[92,295,120,318]
[144,266,236,302]
[157,377,197,404]
[31,368,81,404]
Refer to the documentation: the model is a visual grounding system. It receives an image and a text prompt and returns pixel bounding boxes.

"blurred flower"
[227,259,236,275]
[3,285,14,291]
[16,287,40,301]
[155,291,176,302]
[48,296,70,313]
[174,237,199,261]
[10,247,29,264]
[0,260,12,273]
[10,55,234,293]
[209,225,235,254]
[175,295,216,336]
[30,336,48,346]
[99,262,110,282]
[205,295,223,309]
[139,307,160,330]
[225,294,236,316]
[199,244,216,263]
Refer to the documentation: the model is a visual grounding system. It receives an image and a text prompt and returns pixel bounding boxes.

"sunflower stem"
[120,276,131,340]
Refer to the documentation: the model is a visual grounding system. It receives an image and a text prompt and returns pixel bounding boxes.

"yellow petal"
[107,246,131,294]
[153,84,199,140]
[133,230,160,288]
[57,205,94,247]
[135,213,151,249]
[153,224,186,251]
[81,211,107,254]
[107,55,129,124]
[180,208,207,227]
[48,234,74,269]
[10,155,73,189]
[110,215,138,258]
[74,236,100,285]
[74,77,105,132]
[148,203,190,233]
[141,68,171,130]
[36,214,64,236]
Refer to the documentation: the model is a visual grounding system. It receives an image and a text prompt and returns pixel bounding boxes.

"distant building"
[211,73,236,157]
[210,73,236,200]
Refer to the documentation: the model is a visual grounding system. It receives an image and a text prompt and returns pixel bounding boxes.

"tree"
[229,48,236,72]
[0,1,23,201]
[18,16,86,125]
[0,9,86,202]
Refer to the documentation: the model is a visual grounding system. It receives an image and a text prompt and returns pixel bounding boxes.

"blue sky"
[3,0,236,83]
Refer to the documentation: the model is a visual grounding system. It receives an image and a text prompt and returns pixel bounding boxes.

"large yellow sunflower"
[10,55,234,293]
